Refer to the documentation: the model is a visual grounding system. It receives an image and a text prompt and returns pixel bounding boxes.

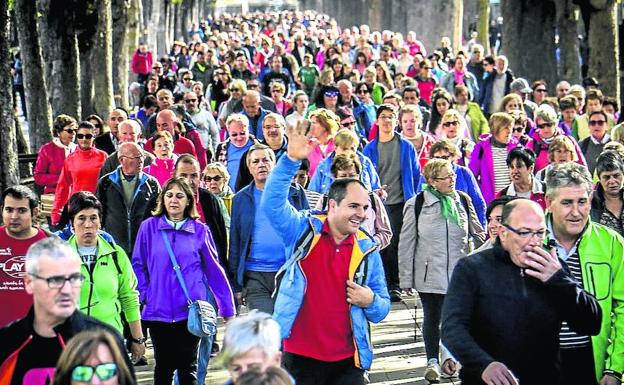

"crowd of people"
[2,8,624,385]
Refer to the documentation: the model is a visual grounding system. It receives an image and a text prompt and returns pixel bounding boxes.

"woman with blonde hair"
[439,109,475,166]
[307,108,340,176]
[202,162,234,216]
[535,135,578,183]
[218,79,247,127]
[497,93,524,113]
[52,329,135,385]
[375,61,394,91]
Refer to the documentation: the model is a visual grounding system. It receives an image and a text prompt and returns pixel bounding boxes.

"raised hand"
[287,126,318,161]
[522,245,561,283]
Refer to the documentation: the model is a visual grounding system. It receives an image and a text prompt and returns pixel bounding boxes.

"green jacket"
[575,220,624,381]
[69,234,141,334]
[466,102,489,141]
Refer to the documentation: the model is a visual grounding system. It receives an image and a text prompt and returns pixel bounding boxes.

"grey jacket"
[398,190,485,294]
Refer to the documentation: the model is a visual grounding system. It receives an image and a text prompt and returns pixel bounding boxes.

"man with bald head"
[442,199,601,385]
[95,109,128,154]
[240,90,270,141]
[98,119,154,178]
[97,142,160,258]
[144,109,197,158]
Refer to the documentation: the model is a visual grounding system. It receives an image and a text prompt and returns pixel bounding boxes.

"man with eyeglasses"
[51,121,108,227]
[98,119,155,179]
[0,186,53,327]
[442,198,601,385]
[0,237,133,385]
[579,110,612,174]
[545,162,624,385]
[184,91,219,156]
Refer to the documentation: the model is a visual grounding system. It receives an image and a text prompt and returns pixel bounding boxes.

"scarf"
[52,138,77,157]
[453,69,465,86]
[423,184,460,226]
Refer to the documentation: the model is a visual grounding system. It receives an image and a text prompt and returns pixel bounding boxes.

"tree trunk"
[477,0,490,53]
[38,0,81,120]
[76,1,98,117]
[586,0,619,100]
[0,1,20,189]
[127,0,142,81]
[156,0,167,56]
[14,0,53,152]
[91,0,115,118]
[405,0,463,52]
[555,0,581,84]
[501,0,558,87]
[463,0,479,38]
[112,0,131,110]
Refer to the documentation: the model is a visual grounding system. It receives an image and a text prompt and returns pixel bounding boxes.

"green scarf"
[423,184,461,226]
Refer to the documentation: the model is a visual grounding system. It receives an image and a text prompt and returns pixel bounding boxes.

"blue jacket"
[418,164,487,226]
[308,151,381,194]
[261,156,390,370]
[132,216,236,321]
[363,136,422,202]
[228,181,309,291]
[240,108,270,141]
[353,102,376,139]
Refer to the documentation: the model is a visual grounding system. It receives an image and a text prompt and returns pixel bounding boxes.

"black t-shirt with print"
[11,333,63,385]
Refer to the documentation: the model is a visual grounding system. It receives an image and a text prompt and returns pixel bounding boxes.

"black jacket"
[143,188,229,268]
[96,169,161,257]
[441,243,601,385]
[94,133,117,155]
[0,307,134,384]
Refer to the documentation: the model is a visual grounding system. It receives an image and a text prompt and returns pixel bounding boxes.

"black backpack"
[413,190,472,238]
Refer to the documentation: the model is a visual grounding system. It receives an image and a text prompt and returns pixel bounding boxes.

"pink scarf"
[453,70,465,86]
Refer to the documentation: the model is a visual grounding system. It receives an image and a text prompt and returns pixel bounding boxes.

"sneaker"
[424,359,440,383]
[390,289,402,302]
[363,370,370,384]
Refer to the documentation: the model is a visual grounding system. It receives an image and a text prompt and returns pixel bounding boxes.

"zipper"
[423,261,429,283]
[589,265,597,295]
[445,219,450,283]
[84,262,95,316]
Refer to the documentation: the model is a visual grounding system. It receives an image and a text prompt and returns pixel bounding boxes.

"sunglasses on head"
[76,133,94,139]
[71,363,117,383]
[204,175,223,182]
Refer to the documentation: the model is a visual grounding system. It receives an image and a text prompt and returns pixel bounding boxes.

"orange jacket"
[51,147,108,224]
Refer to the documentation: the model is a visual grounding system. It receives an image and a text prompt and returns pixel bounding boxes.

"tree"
[112,0,131,110]
[477,0,490,53]
[38,0,81,119]
[501,0,558,87]
[14,0,53,152]
[0,0,20,190]
[91,0,115,118]
[583,0,620,100]
[555,0,581,84]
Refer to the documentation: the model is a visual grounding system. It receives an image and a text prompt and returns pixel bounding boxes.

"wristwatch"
[130,336,147,344]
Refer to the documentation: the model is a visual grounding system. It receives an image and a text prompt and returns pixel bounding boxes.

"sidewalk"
[136,296,460,385]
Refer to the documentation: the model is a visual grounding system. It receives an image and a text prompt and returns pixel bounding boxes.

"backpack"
[413,190,472,240]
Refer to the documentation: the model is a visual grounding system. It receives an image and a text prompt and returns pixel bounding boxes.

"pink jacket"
[34,141,75,194]
[131,50,153,75]
[308,138,335,177]
[143,157,176,187]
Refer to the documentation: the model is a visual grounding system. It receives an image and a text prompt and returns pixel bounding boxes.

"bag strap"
[160,230,192,304]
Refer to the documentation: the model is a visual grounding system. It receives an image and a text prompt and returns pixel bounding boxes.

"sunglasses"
[230,88,241,92]
[536,123,553,129]
[356,89,369,94]
[204,175,223,182]
[184,99,197,103]
[76,133,94,139]
[324,91,339,97]
[341,120,356,128]
[534,88,547,93]
[442,121,459,128]
[183,77,192,81]
[71,363,118,383]
[589,120,606,126]
[63,128,76,134]
[513,126,524,133]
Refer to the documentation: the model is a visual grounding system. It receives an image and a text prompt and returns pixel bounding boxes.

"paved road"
[136,296,460,385]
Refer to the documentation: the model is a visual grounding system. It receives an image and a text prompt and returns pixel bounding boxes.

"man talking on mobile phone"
[441,198,601,385]
[545,162,624,385]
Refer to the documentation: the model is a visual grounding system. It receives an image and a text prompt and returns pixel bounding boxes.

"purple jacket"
[132,216,235,322]
[469,134,519,204]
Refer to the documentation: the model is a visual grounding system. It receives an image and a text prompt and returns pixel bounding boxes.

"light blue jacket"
[308,151,381,194]
[261,155,391,369]
[363,136,422,202]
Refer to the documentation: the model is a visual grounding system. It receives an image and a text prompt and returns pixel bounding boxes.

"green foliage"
[8,0,15,11]
[170,0,184,4]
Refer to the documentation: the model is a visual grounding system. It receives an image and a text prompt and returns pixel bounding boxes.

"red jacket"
[131,50,153,75]
[34,141,75,194]
[51,147,108,224]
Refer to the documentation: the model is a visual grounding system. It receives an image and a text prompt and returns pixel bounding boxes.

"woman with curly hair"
[307,108,340,177]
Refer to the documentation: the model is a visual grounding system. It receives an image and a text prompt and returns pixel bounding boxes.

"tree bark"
[112,0,131,110]
[126,0,142,80]
[555,0,581,84]
[14,0,53,152]
[77,1,98,117]
[38,0,81,120]
[501,0,558,87]
[586,0,619,100]
[91,0,115,118]
[477,0,490,53]
[0,1,20,189]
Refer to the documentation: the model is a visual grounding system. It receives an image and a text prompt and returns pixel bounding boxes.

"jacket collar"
[156,215,196,233]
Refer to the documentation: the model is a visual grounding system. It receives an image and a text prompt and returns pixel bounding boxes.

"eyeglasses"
[442,121,459,128]
[534,88,547,93]
[341,120,356,128]
[30,272,85,289]
[589,120,606,126]
[76,133,94,140]
[63,128,76,134]
[184,99,197,103]
[433,173,456,181]
[324,91,339,97]
[230,88,241,92]
[72,363,118,383]
[513,126,524,133]
[152,66,163,70]
[432,154,451,160]
[183,77,192,81]
[356,89,369,94]
[378,114,396,120]
[536,123,553,129]
[203,175,223,182]
[247,83,259,89]
[503,223,546,239]
[120,155,144,161]
[263,124,281,130]
[229,131,247,138]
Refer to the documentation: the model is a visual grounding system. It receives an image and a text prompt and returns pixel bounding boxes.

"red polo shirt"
[283,219,355,361]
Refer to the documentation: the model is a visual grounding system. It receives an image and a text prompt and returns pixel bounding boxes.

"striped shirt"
[547,220,591,348]
[491,146,510,194]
